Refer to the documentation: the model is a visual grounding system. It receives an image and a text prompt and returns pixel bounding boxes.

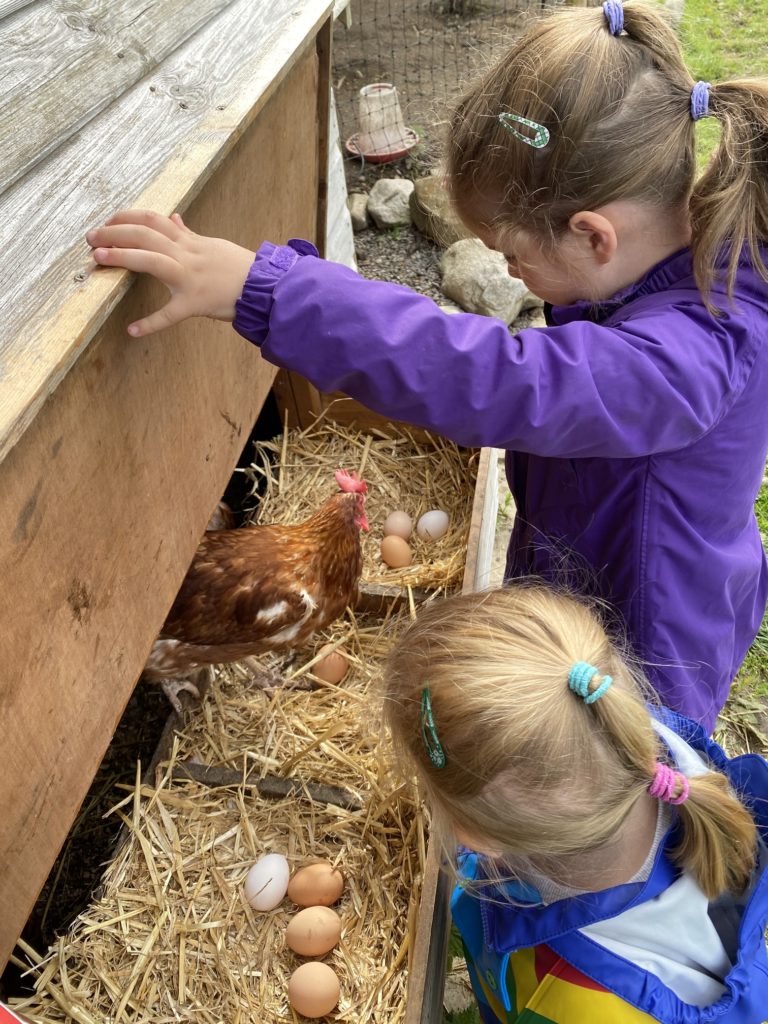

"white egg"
[244,853,290,911]
[416,509,449,541]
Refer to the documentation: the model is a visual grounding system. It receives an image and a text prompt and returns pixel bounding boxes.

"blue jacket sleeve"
[233,241,753,458]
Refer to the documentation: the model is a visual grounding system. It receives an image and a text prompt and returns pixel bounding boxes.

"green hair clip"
[498,112,550,150]
[420,687,447,769]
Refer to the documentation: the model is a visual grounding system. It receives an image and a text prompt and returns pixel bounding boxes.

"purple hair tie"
[648,762,690,806]
[602,0,624,36]
[691,80,711,121]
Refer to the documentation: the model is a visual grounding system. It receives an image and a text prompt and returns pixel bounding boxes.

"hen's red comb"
[335,468,367,494]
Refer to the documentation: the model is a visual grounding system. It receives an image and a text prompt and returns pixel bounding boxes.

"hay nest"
[12,421,478,1023]
[244,413,479,592]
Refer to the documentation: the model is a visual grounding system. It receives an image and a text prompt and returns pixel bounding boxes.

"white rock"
[367,178,415,229]
[521,289,545,312]
[440,238,530,324]
[409,173,473,246]
[347,192,370,232]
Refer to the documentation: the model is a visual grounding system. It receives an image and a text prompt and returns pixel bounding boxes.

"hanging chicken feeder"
[346,82,418,163]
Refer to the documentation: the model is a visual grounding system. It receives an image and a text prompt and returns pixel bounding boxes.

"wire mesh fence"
[332,0,575,166]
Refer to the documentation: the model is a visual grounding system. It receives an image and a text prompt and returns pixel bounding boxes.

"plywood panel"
[0,0,333,467]
[0,45,322,970]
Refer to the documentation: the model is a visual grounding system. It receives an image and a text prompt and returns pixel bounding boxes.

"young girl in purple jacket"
[86,1,768,732]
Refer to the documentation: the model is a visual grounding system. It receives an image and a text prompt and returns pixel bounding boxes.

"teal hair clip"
[497,112,550,150]
[420,686,447,769]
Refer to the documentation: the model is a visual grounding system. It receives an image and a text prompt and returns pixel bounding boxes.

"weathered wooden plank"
[1,0,235,196]
[0,0,36,20]
[315,15,332,258]
[462,446,500,593]
[327,93,357,269]
[0,0,333,468]
[408,446,499,1024]
[0,45,323,970]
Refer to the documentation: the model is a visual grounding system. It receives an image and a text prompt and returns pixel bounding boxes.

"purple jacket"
[234,240,768,731]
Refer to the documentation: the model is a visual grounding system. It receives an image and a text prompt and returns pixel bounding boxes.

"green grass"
[723,478,768,756]
[677,0,768,166]
[678,0,765,79]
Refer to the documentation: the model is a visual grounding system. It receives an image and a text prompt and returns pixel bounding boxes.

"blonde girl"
[384,584,768,1024]
[87,1,768,731]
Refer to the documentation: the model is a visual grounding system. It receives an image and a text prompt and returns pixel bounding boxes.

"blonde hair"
[446,2,768,306]
[384,585,757,899]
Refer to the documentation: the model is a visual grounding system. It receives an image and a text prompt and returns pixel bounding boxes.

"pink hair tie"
[648,762,690,805]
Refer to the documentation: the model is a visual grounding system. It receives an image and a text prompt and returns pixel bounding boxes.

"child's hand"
[85,210,255,337]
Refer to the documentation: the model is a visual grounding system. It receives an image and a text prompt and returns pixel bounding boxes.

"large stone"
[521,289,545,312]
[347,192,370,232]
[409,173,473,246]
[367,177,414,229]
[440,238,530,324]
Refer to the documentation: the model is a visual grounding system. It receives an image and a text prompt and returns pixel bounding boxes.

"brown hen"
[144,469,369,712]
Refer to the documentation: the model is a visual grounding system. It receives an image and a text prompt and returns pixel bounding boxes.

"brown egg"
[286,906,342,957]
[288,861,345,907]
[313,644,349,684]
[382,509,413,540]
[380,534,413,568]
[288,961,340,1018]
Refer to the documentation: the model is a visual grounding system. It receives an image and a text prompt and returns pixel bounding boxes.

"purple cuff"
[233,238,319,347]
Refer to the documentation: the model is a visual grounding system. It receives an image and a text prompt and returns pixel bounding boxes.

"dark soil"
[1,686,169,1000]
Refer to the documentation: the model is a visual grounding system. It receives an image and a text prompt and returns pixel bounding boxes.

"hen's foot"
[161,678,201,715]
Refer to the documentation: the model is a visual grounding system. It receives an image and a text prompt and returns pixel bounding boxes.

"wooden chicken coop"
[0,0,500,1019]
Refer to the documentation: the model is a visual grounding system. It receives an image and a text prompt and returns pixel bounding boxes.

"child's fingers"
[170,212,191,233]
[126,298,190,338]
[103,209,183,241]
[91,245,182,285]
[87,223,179,258]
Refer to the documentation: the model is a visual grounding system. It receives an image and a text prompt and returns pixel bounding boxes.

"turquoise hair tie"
[420,686,447,769]
[568,661,613,704]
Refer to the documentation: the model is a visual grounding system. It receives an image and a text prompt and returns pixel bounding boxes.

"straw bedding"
[12,420,477,1023]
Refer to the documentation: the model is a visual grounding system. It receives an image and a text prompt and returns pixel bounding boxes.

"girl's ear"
[567,211,618,265]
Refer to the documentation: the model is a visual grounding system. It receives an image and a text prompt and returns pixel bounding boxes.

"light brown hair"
[384,584,757,899]
[446,2,768,306]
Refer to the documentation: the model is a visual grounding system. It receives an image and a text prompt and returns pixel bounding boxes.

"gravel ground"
[354,222,446,301]
[351,207,546,333]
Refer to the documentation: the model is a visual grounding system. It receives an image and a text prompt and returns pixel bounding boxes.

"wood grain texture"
[408,447,499,1023]
[314,15,332,258]
[0,42,323,972]
[0,0,333,467]
[0,0,36,19]
[462,446,500,593]
[1,0,234,195]
[271,371,437,444]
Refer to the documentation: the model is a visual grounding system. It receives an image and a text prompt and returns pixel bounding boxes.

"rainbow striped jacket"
[451,711,768,1024]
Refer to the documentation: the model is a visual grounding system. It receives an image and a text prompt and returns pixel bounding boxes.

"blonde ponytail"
[690,80,768,304]
[674,771,757,898]
[383,585,758,900]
